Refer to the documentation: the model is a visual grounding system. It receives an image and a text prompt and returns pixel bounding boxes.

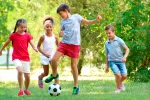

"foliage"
[115,0,150,82]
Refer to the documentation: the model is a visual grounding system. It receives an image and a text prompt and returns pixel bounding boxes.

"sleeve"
[75,14,83,23]
[27,33,33,42]
[119,38,126,47]
[105,43,108,54]
[9,33,13,41]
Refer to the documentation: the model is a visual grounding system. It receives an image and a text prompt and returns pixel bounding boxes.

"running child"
[45,4,102,95]
[105,25,129,93]
[37,16,59,88]
[0,18,38,96]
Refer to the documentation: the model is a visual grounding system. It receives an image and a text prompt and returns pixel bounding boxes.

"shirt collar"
[108,36,117,43]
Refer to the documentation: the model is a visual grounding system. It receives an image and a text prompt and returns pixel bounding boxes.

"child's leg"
[24,73,30,90]
[121,75,127,83]
[71,58,78,87]
[45,51,63,83]
[115,73,122,89]
[17,66,23,90]
[39,65,49,79]
[51,51,63,76]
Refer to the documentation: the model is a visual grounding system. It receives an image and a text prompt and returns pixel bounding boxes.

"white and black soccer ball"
[48,83,61,96]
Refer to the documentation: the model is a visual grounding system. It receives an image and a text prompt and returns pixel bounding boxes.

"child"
[0,18,38,96]
[45,4,102,95]
[105,25,129,93]
[37,16,59,88]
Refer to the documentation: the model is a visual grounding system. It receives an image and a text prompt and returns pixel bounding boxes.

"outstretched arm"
[82,15,102,25]
[29,40,38,52]
[0,39,11,55]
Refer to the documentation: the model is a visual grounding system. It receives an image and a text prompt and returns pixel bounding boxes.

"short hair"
[105,25,115,32]
[43,16,54,25]
[57,4,70,13]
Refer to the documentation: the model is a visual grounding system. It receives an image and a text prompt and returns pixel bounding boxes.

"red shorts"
[57,42,80,58]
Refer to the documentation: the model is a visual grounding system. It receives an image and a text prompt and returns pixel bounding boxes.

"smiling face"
[44,23,53,33]
[17,23,27,34]
[106,29,115,40]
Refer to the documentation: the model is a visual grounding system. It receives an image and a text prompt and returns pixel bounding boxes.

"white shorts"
[13,59,30,73]
[40,53,54,65]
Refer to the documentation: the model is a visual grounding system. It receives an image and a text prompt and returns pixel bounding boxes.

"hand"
[59,31,64,37]
[105,67,109,73]
[121,57,126,62]
[34,48,38,52]
[96,15,102,22]
[45,54,51,58]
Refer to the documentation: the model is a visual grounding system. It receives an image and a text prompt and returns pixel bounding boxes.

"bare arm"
[105,54,109,73]
[122,45,130,62]
[0,39,11,55]
[29,40,38,52]
[55,36,59,46]
[37,35,50,58]
[82,15,102,25]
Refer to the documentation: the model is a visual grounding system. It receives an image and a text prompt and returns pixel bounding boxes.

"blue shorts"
[108,61,127,75]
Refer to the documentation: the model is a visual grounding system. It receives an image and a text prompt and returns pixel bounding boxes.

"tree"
[116,0,150,82]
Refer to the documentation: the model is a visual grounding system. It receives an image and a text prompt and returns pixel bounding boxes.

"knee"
[122,75,127,79]
[115,73,121,77]
[18,71,23,75]
[71,64,77,68]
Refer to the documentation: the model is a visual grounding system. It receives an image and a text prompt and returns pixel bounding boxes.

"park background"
[0,0,150,100]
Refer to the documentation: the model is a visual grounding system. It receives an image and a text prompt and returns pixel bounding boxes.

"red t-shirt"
[9,32,33,61]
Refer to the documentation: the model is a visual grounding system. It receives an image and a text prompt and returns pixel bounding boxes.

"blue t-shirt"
[105,36,126,61]
[61,14,83,45]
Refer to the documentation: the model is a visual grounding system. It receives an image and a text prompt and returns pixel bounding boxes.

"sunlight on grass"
[0,80,150,100]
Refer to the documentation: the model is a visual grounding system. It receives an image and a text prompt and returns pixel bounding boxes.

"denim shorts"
[108,61,127,75]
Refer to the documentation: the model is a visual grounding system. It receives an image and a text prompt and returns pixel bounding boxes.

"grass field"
[0,80,150,100]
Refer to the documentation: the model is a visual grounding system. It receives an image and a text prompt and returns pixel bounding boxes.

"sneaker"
[18,90,24,96]
[115,88,121,94]
[38,76,44,88]
[24,90,31,95]
[120,83,125,91]
[45,74,59,83]
[72,87,80,95]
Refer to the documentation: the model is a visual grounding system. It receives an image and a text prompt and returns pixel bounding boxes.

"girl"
[0,18,38,96]
[37,16,59,88]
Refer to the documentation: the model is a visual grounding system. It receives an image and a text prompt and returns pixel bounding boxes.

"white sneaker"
[120,84,126,91]
[115,89,121,93]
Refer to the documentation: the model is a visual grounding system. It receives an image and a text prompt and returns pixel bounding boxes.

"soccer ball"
[48,83,61,96]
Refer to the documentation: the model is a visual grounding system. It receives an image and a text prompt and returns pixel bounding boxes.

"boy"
[45,4,102,95]
[105,25,129,93]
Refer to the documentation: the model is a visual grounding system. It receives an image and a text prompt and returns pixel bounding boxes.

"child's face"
[58,10,68,19]
[44,23,53,33]
[106,29,115,40]
[17,23,27,33]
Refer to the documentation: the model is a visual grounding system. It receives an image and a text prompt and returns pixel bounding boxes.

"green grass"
[0,80,150,100]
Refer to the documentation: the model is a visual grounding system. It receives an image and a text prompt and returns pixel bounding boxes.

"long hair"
[13,18,27,33]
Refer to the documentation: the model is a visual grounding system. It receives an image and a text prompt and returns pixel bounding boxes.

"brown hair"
[43,16,54,25]
[105,25,115,32]
[57,4,70,13]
